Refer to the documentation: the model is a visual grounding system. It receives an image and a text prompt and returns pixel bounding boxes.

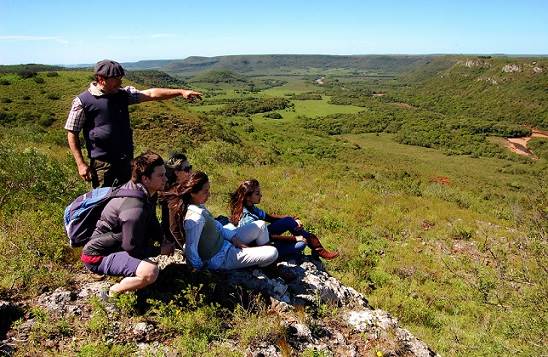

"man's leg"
[91,159,132,188]
[110,260,159,293]
[95,251,159,294]
[111,159,132,187]
[90,159,112,188]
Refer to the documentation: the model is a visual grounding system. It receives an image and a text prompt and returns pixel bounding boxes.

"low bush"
[17,70,37,79]
[264,112,282,119]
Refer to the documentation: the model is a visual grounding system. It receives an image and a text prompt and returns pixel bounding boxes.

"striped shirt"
[64,83,142,132]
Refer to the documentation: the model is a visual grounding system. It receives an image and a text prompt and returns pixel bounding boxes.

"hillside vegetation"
[305,56,548,157]
[0,58,546,356]
[134,54,454,76]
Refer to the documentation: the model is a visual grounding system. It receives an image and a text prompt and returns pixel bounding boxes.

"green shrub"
[46,93,60,100]
[38,113,55,127]
[0,111,16,124]
[290,92,322,100]
[191,140,251,166]
[0,146,82,295]
[1,97,12,103]
[450,222,474,240]
[264,112,282,119]
[528,137,548,160]
[16,110,39,122]
[46,71,59,77]
[33,77,45,84]
[215,97,293,116]
[0,79,10,85]
[17,70,37,79]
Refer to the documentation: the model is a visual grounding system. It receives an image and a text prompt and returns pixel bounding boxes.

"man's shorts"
[85,251,142,277]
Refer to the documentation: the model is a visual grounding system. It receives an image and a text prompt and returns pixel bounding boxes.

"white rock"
[502,64,521,73]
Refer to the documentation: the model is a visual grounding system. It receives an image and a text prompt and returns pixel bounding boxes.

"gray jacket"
[82,181,163,258]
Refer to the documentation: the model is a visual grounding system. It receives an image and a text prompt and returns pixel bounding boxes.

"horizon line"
[2,53,548,67]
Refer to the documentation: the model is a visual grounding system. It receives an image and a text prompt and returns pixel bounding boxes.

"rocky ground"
[1,252,438,356]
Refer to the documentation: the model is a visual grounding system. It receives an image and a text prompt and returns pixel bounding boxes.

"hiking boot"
[98,289,119,313]
[90,273,105,281]
[307,234,339,260]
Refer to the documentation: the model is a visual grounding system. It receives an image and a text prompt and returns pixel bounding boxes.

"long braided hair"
[229,179,260,225]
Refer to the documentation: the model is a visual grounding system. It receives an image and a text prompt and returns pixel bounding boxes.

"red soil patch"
[430,176,451,185]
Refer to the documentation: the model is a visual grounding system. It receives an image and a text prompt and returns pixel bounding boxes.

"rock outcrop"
[4,253,438,356]
[458,59,491,68]
[502,64,521,73]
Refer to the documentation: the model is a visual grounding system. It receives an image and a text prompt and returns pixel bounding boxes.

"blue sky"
[1,0,547,65]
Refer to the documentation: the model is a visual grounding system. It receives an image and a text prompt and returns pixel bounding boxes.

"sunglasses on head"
[178,165,192,172]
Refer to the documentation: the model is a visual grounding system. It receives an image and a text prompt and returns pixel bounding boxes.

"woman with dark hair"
[165,152,193,189]
[169,172,278,271]
[229,179,339,260]
[160,152,193,247]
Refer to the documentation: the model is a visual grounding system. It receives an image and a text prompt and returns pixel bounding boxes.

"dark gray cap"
[94,59,125,78]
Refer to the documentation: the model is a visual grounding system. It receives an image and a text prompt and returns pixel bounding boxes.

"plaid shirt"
[64,83,142,132]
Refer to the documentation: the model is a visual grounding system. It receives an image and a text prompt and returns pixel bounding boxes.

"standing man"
[65,59,202,188]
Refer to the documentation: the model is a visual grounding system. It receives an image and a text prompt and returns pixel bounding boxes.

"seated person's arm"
[216,220,234,242]
[262,207,290,223]
[183,217,205,270]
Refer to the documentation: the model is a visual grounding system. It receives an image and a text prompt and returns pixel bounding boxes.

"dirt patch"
[430,176,451,185]
[505,129,548,159]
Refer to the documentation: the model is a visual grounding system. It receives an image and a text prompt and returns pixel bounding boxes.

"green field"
[0,58,546,355]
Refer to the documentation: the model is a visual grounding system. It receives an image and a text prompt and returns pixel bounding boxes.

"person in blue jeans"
[229,179,339,260]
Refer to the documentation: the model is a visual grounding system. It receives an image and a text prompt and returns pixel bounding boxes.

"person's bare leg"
[110,260,159,294]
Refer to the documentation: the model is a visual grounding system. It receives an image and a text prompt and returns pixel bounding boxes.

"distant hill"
[125,70,187,88]
[121,59,179,70]
[0,64,65,74]
[162,54,443,75]
[109,55,452,76]
[189,69,248,84]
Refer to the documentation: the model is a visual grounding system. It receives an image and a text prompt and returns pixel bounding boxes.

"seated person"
[81,151,175,297]
[229,179,339,260]
[159,152,193,248]
[169,171,278,271]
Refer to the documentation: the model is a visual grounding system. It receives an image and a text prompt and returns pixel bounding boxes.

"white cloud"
[0,35,68,44]
[106,34,177,40]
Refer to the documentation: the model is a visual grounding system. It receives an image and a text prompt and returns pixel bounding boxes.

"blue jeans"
[273,241,306,257]
[267,217,310,257]
[267,217,312,238]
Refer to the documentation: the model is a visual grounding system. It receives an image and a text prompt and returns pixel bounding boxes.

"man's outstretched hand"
[181,89,202,102]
